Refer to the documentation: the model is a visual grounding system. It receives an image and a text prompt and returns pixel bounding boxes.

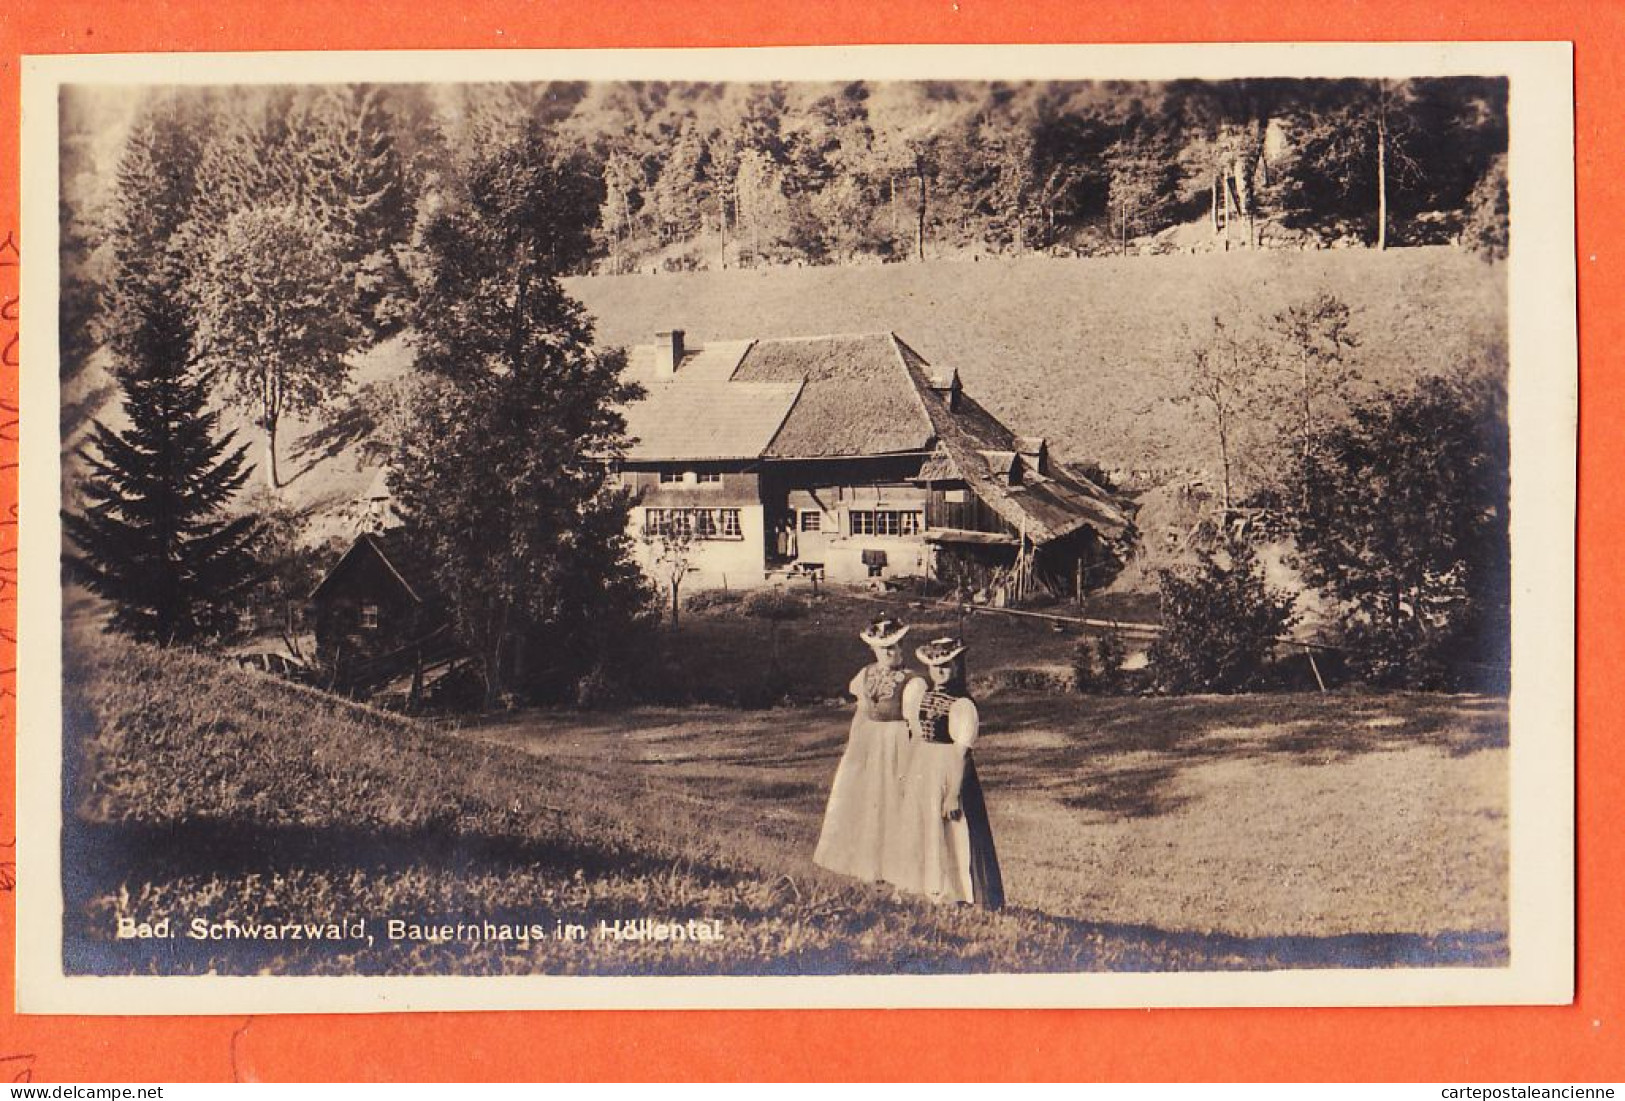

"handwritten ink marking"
[0,1053,35,1083]
[0,836,14,892]
[0,296,15,322]
[0,231,17,266]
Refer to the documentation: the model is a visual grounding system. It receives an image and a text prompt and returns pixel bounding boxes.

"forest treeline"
[61,79,1509,320]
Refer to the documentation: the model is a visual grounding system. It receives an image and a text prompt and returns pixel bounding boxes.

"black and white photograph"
[17,44,1575,1011]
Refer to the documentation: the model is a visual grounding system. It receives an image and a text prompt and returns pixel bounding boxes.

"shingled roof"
[731,333,936,458]
[622,379,802,461]
[620,329,1130,544]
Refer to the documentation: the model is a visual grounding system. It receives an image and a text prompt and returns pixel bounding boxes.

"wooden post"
[1075,557,1084,607]
[1305,647,1327,693]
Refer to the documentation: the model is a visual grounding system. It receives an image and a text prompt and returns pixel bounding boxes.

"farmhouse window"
[696,471,722,484]
[644,507,743,541]
[359,603,380,630]
[849,509,924,537]
[799,510,822,532]
[659,470,683,484]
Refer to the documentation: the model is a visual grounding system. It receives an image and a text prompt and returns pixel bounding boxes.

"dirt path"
[470,688,1508,942]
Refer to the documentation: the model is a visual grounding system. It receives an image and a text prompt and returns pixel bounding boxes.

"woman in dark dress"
[896,637,1005,909]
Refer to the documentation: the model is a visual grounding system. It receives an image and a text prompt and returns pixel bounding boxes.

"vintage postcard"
[15,41,1575,1013]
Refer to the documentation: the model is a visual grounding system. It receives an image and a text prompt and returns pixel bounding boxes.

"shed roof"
[308,530,450,620]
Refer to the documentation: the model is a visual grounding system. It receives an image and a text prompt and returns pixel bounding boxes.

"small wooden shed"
[307,531,459,697]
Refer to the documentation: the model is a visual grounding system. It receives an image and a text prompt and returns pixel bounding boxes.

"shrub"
[1073,631,1129,695]
[685,588,744,613]
[1148,536,1297,694]
[573,662,630,710]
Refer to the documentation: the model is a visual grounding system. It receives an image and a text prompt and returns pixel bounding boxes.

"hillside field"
[62,628,1507,976]
[567,246,1506,471]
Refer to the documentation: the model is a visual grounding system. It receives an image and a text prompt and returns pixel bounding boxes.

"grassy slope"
[566,247,1506,469]
[63,630,1507,976]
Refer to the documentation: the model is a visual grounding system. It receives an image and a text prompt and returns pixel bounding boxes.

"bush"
[1148,536,1297,694]
[1073,631,1129,695]
[573,662,630,709]
[684,588,744,613]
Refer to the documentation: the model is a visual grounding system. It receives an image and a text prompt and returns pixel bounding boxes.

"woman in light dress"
[813,616,920,882]
[895,637,1005,909]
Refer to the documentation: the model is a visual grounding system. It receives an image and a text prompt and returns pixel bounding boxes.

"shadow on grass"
[986,690,1507,818]
[286,399,382,483]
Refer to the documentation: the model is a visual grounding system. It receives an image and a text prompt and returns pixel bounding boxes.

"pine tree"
[64,366,261,645]
[304,85,418,334]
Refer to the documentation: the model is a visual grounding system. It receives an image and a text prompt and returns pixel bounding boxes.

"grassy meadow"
[63,619,1508,976]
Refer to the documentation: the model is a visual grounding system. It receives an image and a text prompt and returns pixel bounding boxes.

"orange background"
[0,0,1615,1083]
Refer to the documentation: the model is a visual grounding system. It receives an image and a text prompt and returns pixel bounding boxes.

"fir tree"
[64,366,261,645]
[66,95,261,645]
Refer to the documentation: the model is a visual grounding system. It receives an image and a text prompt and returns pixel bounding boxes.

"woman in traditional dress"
[894,637,1005,909]
[813,616,919,882]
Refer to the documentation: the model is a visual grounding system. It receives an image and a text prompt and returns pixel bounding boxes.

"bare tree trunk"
[890,175,898,242]
[1299,350,1312,513]
[1210,175,1220,234]
[669,576,682,630]
[265,411,281,489]
[1376,108,1389,251]
[915,170,927,263]
[482,604,511,711]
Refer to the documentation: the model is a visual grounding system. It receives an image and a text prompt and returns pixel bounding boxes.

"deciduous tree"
[190,205,358,489]
[1294,370,1509,688]
[392,130,647,709]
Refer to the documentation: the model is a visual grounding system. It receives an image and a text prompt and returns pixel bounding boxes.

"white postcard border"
[16,41,1576,1014]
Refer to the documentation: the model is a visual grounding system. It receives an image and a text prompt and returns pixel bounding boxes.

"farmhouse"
[619,329,1130,598]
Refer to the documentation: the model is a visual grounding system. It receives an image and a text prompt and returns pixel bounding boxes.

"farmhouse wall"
[782,482,930,584]
[628,502,769,590]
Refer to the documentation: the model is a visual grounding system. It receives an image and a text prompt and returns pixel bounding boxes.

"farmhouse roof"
[624,338,755,384]
[622,329,1130,543]
[622,379,803,461]
[732,333,936,458]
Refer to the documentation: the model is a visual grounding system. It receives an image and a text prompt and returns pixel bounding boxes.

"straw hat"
[859,616,910,648]
[916,636,968,666]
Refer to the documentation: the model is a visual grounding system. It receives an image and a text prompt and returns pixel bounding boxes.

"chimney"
[654,329,685,378]
[929,365,961,412]
[1016,436,1048,477]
